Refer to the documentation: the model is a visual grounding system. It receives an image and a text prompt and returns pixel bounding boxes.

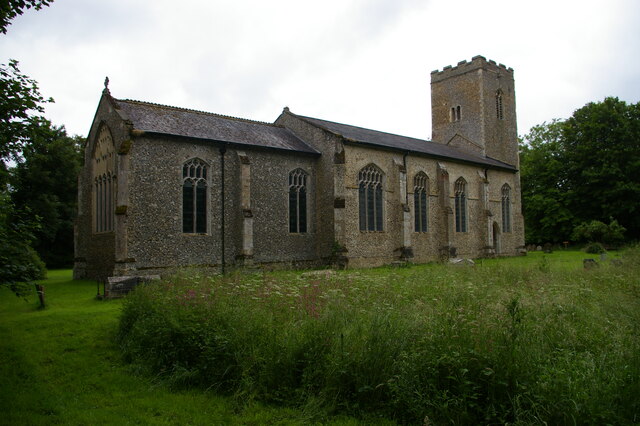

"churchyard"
[1,249,638,424]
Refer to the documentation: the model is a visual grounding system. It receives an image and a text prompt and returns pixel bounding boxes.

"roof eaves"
[341,138,517,172]
[136,130,321,156]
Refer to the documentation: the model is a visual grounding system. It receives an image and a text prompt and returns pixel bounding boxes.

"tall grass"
[118,250,640,424]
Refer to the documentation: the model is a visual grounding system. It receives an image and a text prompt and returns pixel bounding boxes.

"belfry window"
[358,164,384,232]
[496,90,504,120]
[288,168,308,233]
[93,125,115,233]
[450,105,461,122]
[454,178,467,233]
[182,158,208,234]
[414,172,429,233]
[501,184,512,233]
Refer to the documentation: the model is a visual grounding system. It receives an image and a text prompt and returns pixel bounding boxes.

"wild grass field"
[2,250,639,425]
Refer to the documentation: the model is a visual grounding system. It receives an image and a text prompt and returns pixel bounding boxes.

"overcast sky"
[2,0,639,140]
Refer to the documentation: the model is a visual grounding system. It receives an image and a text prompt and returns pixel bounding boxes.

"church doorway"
[493,222,501,255]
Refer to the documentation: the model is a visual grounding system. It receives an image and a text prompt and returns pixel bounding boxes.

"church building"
[74,55,525,281]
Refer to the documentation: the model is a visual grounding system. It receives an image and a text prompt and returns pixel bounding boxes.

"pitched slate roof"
[294,114,517,171]
[114,98,319,155]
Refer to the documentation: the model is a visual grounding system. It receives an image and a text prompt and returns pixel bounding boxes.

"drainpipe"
[403,151,409,205]
[219,145,227,274]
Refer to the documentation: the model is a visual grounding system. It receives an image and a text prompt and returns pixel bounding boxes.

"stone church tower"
[431,55,518,167]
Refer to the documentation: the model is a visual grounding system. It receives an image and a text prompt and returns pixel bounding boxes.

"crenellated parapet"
[431,55,513,83]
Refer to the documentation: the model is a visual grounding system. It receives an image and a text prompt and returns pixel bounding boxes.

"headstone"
[301,270,335,279]
[105,275,160,298]
[583,259,598,269]
[536,246,542,251]
[449,258,475,266]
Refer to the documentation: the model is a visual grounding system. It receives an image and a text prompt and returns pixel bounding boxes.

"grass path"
[0,271,370,425]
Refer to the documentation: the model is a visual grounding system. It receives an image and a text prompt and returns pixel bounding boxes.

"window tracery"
[182,158,208,234]
[501,184,511,233]
[414,172,429,232]
[288,168,308,233]
[454,177,467,232]
[93,125,115,233]
[358,164,384,232]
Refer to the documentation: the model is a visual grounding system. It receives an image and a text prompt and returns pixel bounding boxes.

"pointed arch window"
[414,172,429,233]
[182,158,208,234]
[496,90,504,120]
[93,125,115,233]
[454,178,467,233]
[501,184,512,233]
[289,168,308,233]
[358,164,384,231]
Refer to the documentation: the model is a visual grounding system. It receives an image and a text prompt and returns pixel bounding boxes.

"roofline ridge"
[116,98,278,127]
[296,113,432,143]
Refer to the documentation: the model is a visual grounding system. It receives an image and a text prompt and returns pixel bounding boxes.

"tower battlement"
[431,55,513,83]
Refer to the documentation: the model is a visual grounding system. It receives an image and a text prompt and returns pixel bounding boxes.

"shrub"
[584,242,606,254]
[572,219,626,245]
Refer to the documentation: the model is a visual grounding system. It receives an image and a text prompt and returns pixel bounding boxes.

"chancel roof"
[294,114,517,171]
[114,98,320,155]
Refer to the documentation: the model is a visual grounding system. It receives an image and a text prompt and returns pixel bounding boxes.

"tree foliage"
[9,120,83,267]
[0,59,53,165]
[520,97,640,244]
[0,0,53,34]
[571,219,626,246]
[0,0,58,287]
[0,192,46,296]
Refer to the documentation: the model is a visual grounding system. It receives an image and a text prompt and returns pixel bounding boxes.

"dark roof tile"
[115,99,319,155]
[295,114,516,171]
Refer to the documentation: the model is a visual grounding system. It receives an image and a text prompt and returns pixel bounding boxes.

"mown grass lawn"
[0,271,372,425]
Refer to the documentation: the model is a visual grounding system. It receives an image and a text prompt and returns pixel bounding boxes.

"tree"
[562,98,640,239]
[0,192,46,296]
[9,120,83,267]
[0,0,53,34]
[0,60,53,165]
[519,120,574,243]
[0,0,55,289]
[520,98,640,244]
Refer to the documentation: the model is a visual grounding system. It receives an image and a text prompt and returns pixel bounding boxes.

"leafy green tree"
[0,0,55,286]
[0,0,53,34]
[562,97,640,239]
[519,120,574,243]
[520,98,640,243]
[0,192,46,296]
[0,60,53,165]
[10,120,83,267]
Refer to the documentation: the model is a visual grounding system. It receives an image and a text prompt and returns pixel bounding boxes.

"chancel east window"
[358,164,384,231]
[182,158,208,233]
[454,177,467,232]
[502,184,512,233]
[288,168,308,233]
[93,125,115,233]
[414,172,429,232]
